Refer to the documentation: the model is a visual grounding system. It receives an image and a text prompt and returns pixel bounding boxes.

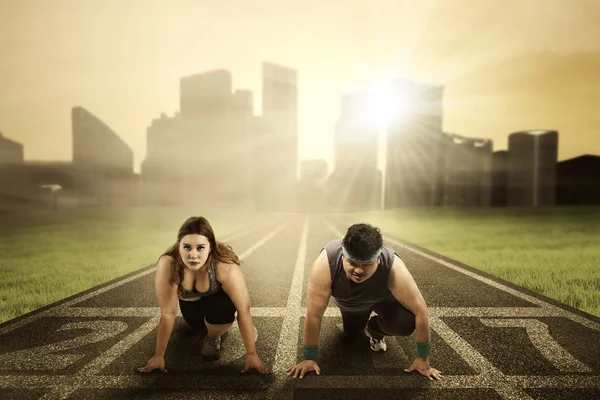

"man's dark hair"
[342,223,383,261]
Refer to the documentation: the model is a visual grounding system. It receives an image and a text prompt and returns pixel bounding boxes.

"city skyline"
[1,0,599,174]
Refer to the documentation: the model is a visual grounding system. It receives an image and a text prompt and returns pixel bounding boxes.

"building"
[556,155,600,205]
[142,70,255,209]
[141,113,183,205]
[491,150,509,207]
[327,91,381,211]
[0,161,89,211]
[385,80,445,208]
[300,159,328,184]
[180,69,233,118]
[441,133,493,206]
[72,107,134,173]
[72,106,137,205]
[507,130,558,206]
[298,159,328,212]
[254,62,298,211]
[0,132,24,164]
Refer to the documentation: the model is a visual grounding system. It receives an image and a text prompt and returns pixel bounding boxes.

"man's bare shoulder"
[314,248,331,269]
[309,248,332,283]
[390,254,409,272]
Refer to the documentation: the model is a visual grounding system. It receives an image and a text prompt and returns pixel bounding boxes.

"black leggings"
[341,296,416,340]
[179,291,237,332]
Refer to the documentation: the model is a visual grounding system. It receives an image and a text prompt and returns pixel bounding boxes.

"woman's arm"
[153,255,180,357]
[220,263,257,355]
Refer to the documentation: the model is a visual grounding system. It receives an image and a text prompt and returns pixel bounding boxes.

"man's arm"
[304,249,333,347]
[388,255,443,380]
[387,255,430,345]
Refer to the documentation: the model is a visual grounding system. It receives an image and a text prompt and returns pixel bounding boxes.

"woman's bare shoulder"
[215,261,239,282]
[156,255,176,274]
[157,254,175,265]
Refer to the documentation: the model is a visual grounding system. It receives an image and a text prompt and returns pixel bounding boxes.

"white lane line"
[46,307,287,318]
[41,387,262,400]
[221,216,287,243]
[510,375,600,388]
[0,218,287,336]
[321,307,570,318]
[493,387,534,399]
[273,215,309,373]
[429,317,499,375]
[236,220,290,260]
[5,374,269,389]
[427,307,566,318]
[4,373,598,390]
[30,306,578,319]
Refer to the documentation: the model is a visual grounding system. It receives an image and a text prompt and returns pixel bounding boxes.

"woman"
[138,216,269,374]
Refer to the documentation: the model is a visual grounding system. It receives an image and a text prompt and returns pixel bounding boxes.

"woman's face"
[179,234,211,271]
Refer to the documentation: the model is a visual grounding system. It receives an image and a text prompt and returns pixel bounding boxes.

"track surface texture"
[1,215,598,399]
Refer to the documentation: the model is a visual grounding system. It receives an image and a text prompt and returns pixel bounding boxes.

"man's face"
[342,255,380,283]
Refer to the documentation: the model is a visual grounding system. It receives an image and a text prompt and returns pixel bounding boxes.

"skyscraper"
[328,91,381,211]
[142,70,255,208]
[508,130,558,206]
[556,155,600,205]
[491,150,509,207]
[255,62,298,211]
[179,69,233,118]
[0,132,24,164]
[442,134,493,206]
[298,159,328,212]
[71,107,136,205]
[72,106,134,173]
[385,80,445,208]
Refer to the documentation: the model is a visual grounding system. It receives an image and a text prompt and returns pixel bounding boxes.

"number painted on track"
[0,320,128,371]
[479,318,591,372]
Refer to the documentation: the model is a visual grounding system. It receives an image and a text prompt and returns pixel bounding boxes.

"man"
[286,223,442,380]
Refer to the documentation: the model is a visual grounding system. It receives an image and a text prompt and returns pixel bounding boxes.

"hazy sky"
[1,0,599,173]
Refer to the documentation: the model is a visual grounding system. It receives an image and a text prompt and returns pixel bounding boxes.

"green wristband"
[303,345,319,360]
[416,341,431,358]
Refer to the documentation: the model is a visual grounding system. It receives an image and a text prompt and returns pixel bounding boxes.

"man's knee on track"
[388,314,416,336]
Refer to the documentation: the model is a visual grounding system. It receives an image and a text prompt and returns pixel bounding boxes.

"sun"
[363,82,412,128]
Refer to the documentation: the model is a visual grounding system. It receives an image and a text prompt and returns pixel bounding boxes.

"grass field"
[352,207,600,318]
[1,206,598,324]
[0,207,272,324]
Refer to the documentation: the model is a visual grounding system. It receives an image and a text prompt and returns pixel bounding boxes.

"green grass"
[349,207,600,318]
[0,207,271,324]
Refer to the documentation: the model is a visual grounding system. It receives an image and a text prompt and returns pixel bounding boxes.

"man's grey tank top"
[324,239,398,312]
[178,259,222,299]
